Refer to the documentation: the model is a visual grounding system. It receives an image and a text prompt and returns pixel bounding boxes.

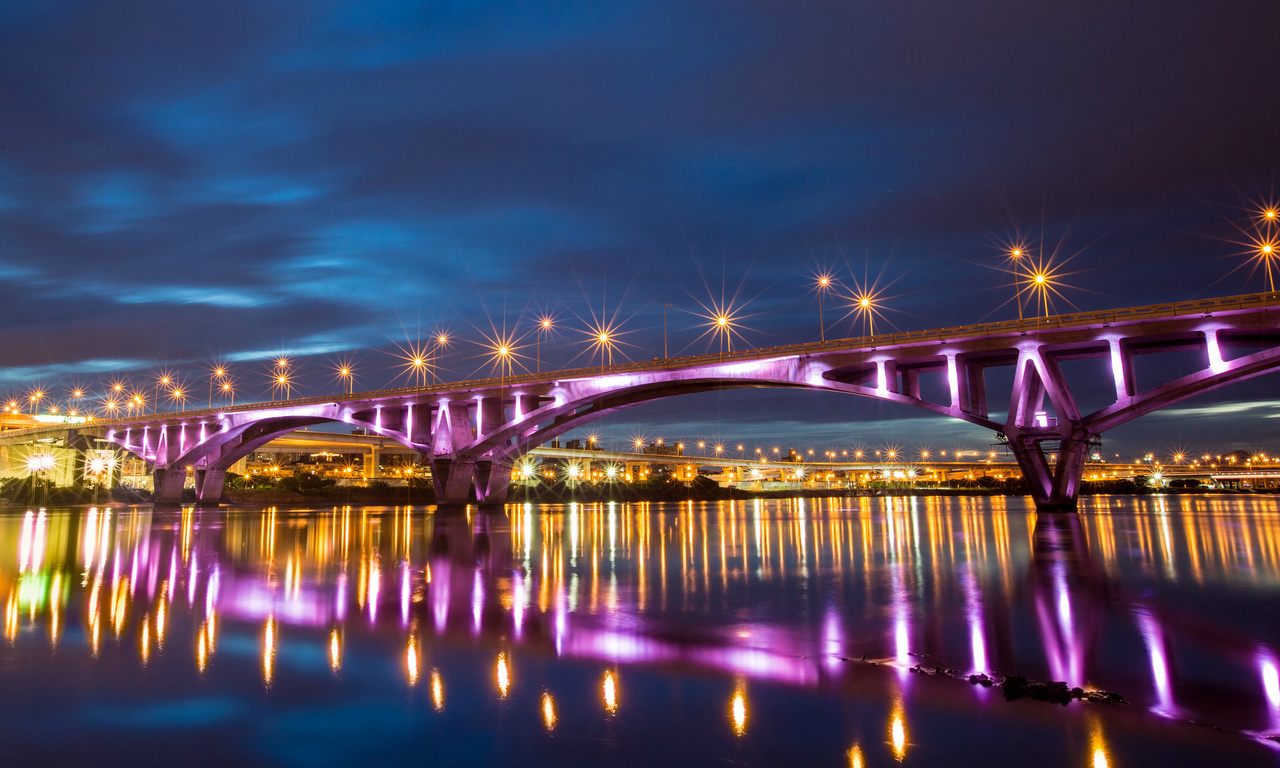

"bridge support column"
[1007,432,1094,513]
[195,468,227,505]
[432,458,476,507]
[364,447,382,480]
[474,460,511,508]
[153,466,187,506]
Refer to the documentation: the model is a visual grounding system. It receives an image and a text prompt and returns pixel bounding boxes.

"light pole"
[210,366,226,408]
[432,334,449,385]
[336,362,354,395]
[598,332,610,373]
[154,375,170,415]
[1009,248,1024,322]
[816,275,833,342]
[272,357,290,402]
[537,317,553,373]
[1262,206,1278,292]
[1032,272,1048,319]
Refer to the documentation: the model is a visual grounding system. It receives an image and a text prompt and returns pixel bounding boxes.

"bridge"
[3,290,1279,511]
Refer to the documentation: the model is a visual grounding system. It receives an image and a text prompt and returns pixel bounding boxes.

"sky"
[2,0,1280,458]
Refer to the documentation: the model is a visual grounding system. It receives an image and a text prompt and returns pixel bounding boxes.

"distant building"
[643,441,682,457]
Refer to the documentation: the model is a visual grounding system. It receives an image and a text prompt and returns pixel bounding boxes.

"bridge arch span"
[441,366,1004,504]
[474,374,998,465]
[104,406,428,503]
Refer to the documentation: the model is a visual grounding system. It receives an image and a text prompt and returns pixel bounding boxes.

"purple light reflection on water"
[220,577,332,626]
[1259,650,1280,731]
[471,569,483,635]
[1035,562,1084,687]
[963,566,987,674]
[1137,607,1177,717]
[822,606,843,672]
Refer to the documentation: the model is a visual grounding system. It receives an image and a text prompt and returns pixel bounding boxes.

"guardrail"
[3,290,1278,439]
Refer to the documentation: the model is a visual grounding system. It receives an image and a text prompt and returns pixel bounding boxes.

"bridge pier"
[431,457,476,508]
[473,460,511,509]
[194,467,227,504]
[153,466,187,506]
[1007,432,1094,513]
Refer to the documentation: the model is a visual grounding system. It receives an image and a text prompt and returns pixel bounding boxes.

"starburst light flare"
[331,353,358,395]
[811,270,839,342]
[533,313,557,373]
[686,295,755,356]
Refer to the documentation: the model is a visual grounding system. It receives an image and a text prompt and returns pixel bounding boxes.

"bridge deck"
[3,290,1278,439]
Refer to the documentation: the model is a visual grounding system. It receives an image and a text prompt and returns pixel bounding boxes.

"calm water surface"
[2,495,1279,766]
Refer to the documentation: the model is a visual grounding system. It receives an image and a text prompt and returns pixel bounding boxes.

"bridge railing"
[4,291,1279,438]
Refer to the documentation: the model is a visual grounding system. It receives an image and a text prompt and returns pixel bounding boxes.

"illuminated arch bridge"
[5,291,1280,511]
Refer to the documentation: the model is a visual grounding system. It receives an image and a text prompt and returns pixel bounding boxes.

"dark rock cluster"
[893,662,1126,707]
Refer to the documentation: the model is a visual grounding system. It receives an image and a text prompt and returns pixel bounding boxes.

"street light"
[333,355,356,395]
[209,364,228,408]
[273,373,292,401]
[433,333,450,384]
[1009,247,1025,321]
[168,386,188,411]
[535,315,555,373]
[154,373,173,415]
[814,273,835,342]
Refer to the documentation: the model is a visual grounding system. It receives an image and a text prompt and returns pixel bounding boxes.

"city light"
[24,454,56,473]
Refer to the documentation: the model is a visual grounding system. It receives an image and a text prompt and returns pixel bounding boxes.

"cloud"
[1151,400,1280,419]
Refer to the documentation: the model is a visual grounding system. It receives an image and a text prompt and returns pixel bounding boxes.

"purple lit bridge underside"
[12,291,1280,510]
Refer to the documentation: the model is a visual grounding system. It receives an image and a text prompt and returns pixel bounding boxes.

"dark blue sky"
[2,0,1279,457]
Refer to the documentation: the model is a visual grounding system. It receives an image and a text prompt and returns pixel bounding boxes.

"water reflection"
[889,699,908,761]
[496,651,511,698]
[430,668,445,711]
[1089,714,1112,768]
[328,627,341,672]
[847,744,865,768]
[602,669,618,714]
[541,691,557,731]
[730,686,747,735]
[0,497,1279,760]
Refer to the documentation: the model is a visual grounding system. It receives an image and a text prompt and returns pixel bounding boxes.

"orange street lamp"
[1009,247,1025,322]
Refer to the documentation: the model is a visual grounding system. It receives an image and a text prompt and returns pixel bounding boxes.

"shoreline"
[0,483,1271,510]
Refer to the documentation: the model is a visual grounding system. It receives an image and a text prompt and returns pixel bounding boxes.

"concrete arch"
[469,373,1001,465]
[105,408,429,504]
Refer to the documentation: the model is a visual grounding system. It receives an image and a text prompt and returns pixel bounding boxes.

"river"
[1,495,1277,766]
